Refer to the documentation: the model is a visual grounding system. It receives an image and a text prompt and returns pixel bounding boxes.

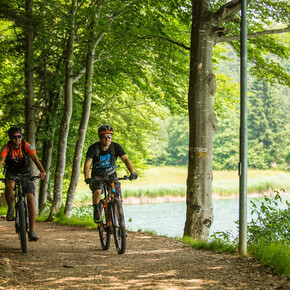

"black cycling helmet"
[98,125,114,136]
[8,126,23,138]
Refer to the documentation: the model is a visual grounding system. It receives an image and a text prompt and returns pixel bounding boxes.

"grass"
[182,236,237,254]
[182,236,290,278]
[249,242,290,277]
[52,215,97,228]
[75,167,290,201]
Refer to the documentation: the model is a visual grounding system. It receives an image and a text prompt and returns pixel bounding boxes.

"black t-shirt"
[86,141,126,173]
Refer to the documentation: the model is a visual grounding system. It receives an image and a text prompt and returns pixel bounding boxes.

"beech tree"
[183,0,289,240]
[48,0,77,220]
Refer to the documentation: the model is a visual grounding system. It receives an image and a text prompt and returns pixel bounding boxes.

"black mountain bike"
[97,175,129,254]
[0,174,39,253]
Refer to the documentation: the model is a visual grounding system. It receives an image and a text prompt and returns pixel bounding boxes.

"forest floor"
[0,219,289,289]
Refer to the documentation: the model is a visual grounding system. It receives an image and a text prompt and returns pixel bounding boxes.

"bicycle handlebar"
[118,175,129,181]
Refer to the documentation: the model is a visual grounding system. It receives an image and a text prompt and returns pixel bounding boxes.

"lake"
[123,195,290,238]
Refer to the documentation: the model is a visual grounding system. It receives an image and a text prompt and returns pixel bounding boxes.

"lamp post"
[239,0,248,256]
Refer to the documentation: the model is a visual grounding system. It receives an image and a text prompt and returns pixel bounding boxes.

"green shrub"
[248,190,289,245]
[207,190,290,277]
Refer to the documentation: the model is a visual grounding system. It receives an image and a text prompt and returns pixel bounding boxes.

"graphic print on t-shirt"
[98,153,112,170]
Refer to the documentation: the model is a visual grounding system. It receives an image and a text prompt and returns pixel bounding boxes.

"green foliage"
[0,207,7,215]
[149,116,189,166]
[208,191,290,277]
[213,108,240,170]
[248,190,289,244]
[37,203,97,228]
[248,80,289,169]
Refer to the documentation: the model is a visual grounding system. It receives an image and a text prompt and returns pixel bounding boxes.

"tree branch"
[216,26,290,43]
[136,35,190,50]
[163,37,191,50]
[212,0,251,26]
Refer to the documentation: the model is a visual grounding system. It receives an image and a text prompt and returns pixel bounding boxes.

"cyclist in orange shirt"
[0,126,46,241]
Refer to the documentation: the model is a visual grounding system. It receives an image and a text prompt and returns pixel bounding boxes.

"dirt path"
[0,219,289,289]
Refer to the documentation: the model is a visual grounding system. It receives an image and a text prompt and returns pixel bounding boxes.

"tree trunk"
[183,0,217,240]
[25,0,35,145]
[24,0,39,210]
[64,65,92,217]
[48,0,77,220]
[39,90,61,214]
[64,18,105,217]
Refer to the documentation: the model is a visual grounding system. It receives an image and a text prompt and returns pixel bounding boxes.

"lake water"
[123,195,290,238]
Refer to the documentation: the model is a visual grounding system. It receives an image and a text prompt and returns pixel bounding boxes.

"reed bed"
[75,167,290,202]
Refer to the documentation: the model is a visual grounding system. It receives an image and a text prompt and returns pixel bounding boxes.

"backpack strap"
[95,141,101,157]
[21,139,27,156]
[95,142,115,158]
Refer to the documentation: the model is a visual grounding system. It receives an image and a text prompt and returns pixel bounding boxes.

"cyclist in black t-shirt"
[84,125,137,223]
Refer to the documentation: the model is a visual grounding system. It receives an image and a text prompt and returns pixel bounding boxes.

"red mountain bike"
[97,175,129,254]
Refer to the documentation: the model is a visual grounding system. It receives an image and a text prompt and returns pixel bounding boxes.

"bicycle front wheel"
[16,201,27,253]
[98,199,111,250]
[112,198,126,254]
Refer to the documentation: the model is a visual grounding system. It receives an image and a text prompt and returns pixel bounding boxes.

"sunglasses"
[12,135,22,139]
[101,135,112,140]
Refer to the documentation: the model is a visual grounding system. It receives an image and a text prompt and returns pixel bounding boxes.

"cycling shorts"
[5,173,36,195]
[90,174,121,198]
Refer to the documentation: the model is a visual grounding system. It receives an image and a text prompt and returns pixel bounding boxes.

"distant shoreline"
[122,191,290,205]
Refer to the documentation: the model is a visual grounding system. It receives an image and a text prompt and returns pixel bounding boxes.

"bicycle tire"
[98,199,111,250]
[17,201,27,253]
[112,198,126,254]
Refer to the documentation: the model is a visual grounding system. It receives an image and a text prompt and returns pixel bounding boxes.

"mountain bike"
[97,175,129,254]
[0,174,39,253]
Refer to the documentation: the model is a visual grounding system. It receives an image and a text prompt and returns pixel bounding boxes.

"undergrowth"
[184,189,290,277]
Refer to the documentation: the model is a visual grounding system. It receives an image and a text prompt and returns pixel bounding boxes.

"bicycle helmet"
[8,126,23,138]
[98,125,114,136]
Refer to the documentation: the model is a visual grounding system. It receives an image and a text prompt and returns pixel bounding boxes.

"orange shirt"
[0,141,36,159]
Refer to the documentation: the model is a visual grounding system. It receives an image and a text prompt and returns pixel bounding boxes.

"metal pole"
[239,0,248,255]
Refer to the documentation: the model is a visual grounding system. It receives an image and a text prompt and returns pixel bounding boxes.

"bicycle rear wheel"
[98,199,111,250]
[16,201,27,253]
[112,198,126,254]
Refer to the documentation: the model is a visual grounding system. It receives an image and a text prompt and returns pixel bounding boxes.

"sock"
[94,204,99,212]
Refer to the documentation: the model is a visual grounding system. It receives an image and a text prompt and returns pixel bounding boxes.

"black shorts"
[5,173,36,195]
[90,174,121,198]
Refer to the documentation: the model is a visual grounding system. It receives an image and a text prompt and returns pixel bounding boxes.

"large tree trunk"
[48,0,77,220]
[24,0,39,209]
[183,0,216,240]
[64,69,92,216]
[64,14,105,217]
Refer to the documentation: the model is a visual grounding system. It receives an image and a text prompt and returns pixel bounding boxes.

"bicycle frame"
[98,181,116,231]
[97,175,128,254]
